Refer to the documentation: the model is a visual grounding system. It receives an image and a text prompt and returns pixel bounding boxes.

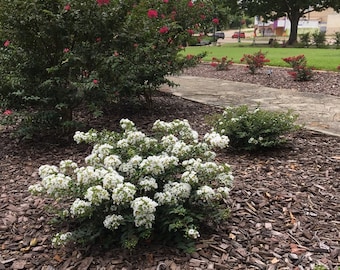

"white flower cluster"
[84,185,110,206]
[153,119,198,142]
[75,166,108,186]
[59,160,78,175]
[70,198,92,217]
[139,155,178,175]
[52,232,72,247]
[138,176,158,192]
[155,182,191,205]
[31,165,72,196]
[120,118,136,131]
[85,143,114,165]
[103,214,124,230]
[111,183,136,205]
[118,155,142,176]
[204,131,230,149]
[248,136,264,145]
[131,197,158,228]
[186,228,200,239]
[74,129,98,144]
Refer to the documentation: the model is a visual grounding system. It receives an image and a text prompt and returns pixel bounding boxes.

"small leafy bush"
[299,32,311,47]
[29,119,233,251]
[240,50,270,74]
[210,105,300,151]
[282,55,314,81]
[0,0,213,137]
[210,56,234,71]
[335,32,340,48]
[312,31,326,48]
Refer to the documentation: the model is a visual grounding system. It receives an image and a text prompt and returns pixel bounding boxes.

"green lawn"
[183,44,340,71]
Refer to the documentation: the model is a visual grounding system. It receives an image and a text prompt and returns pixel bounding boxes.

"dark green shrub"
[334,32,340,48]
[0,0,213,137]
[312,31,326,48]
[210,105,300,151]
[299,32,311,47]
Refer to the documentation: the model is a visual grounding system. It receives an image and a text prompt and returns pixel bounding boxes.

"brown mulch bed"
[1,65,340,270]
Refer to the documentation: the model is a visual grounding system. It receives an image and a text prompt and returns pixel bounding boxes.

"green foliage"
[334,32,340,48]
[210,105,300,151]
[240,50,270,74]
[299,32,311,47]
[210,56,234,70]
[282,55,314,81]
[0,0,213,137]
[312,31,326,48]
[29,119,233,250]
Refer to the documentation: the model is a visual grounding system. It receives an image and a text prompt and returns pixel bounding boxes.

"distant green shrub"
[299,32,311,47]
[210,105,300,151]
[312,31,326,48]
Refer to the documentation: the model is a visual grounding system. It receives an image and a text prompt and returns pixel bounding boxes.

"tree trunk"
[287,12,300,45]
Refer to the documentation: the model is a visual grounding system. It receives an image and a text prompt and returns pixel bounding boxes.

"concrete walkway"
[165,76,340,137]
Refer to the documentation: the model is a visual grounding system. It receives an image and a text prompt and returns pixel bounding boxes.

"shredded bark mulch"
[1,66,339,270]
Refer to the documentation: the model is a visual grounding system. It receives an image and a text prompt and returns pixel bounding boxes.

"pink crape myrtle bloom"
[159,26,169,34]
[64,4,71,11]
[188,1,194,7]
[93,79,99,84]
[3,110,12,116]
[212,18,219,25]
[147,9,158,18]
[4,40,10,47]
[63,48,70,53]
[97,0,110,6]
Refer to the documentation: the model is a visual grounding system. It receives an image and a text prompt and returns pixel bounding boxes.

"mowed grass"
[182,44,340,71]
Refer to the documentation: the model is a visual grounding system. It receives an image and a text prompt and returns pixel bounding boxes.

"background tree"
[238,0,340,45]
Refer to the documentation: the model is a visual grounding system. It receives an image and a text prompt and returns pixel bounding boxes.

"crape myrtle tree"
[0,0,214,135]
[238,0,340,45]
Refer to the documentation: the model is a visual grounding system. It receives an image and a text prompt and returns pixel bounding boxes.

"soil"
[0,64,339,270]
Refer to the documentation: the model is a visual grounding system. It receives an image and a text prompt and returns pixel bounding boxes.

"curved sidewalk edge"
[163,76,340,137]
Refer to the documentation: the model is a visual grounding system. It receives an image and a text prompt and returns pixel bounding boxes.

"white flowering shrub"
[210,105,300,151]
[29,119,233,250]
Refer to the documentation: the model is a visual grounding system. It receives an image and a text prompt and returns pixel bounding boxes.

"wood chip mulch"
[0,76,339,270]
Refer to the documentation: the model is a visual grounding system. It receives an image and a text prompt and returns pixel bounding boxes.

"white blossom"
[181,171,199,185]
[131,197,158,228]
[204,131,229,149]
[103,214,124,230]
[196,185,216,202]
[102,171,124,190]
[84,185,110,206]
[138,176,158,191]
[41,173,71,195]
[38,164,58,178]
[70,198,92,217]
[104,155,122,170]
[111,183,136,205]
[186,228,200,239]
[52,232,72,247]
[59,160,78,175]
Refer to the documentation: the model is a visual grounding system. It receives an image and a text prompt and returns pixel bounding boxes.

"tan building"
[255,8,340,36]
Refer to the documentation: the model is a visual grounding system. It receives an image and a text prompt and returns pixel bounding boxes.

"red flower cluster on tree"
[159,26,169,34]
[3,40,10,47]
[212,18,219,25]
[188,1,194,7]
[147,9,158,18]
[64,3,71,11]
[97,0,110,6]
[187,29,195,35]
[3,109,12,116]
